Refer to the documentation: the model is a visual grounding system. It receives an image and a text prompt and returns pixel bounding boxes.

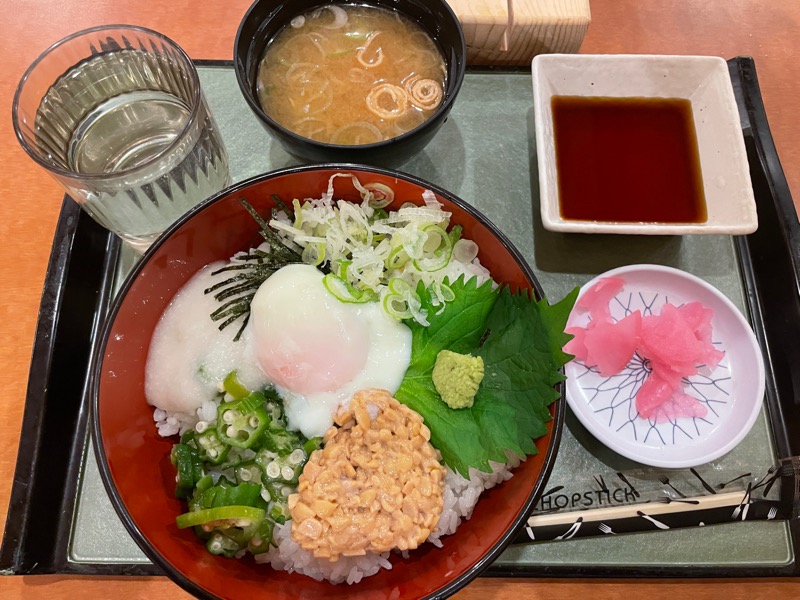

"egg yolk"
[249,264,369,395]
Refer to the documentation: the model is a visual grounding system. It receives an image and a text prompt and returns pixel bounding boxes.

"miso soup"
[256,4,447,145]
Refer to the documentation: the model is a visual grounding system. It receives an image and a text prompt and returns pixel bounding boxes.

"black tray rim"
[1,57,797,580]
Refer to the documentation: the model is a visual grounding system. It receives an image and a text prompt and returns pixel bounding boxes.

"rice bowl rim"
[90,163,565,600]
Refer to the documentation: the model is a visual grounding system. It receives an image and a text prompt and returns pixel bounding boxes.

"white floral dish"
[564,264,765,468]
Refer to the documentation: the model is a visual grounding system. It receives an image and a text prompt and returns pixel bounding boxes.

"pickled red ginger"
[566,277,724,421]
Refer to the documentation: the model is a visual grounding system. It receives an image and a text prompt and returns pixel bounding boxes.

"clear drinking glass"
[13,25,231,252]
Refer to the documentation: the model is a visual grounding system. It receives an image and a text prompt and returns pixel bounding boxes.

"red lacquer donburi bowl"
[91,164,563,600]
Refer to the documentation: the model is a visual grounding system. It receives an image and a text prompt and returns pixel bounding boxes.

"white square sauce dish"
[532,54,758,235]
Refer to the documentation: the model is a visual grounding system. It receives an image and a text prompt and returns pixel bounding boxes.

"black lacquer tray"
[1,58,798,578]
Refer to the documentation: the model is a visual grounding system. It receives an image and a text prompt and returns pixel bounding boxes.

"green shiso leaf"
[395,277,578,477]
[402,276,500,379]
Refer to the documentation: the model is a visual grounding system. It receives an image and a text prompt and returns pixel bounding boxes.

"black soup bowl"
[234,0,466,166]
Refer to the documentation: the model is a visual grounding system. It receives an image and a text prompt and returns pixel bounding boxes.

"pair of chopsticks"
[514,459,798,543]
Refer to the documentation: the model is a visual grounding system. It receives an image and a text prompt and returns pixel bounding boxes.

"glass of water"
[13,25,231,253]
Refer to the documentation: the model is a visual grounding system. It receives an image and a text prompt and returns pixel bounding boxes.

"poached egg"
[249,264,412,438]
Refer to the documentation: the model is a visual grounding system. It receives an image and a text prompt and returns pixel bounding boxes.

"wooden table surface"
[2,1,799,598]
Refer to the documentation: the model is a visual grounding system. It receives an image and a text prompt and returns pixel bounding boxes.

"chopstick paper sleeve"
[515,489,788,543]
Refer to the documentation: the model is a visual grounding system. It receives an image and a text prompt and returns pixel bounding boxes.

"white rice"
[428,454,521,547]
[252,454,522,584]
[153,398,217,437]
[254,523,393,585]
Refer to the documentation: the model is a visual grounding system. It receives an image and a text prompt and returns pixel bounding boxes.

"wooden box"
[446,0,591,66]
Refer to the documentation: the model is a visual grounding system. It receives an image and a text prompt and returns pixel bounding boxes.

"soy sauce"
[551,96,707,224]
